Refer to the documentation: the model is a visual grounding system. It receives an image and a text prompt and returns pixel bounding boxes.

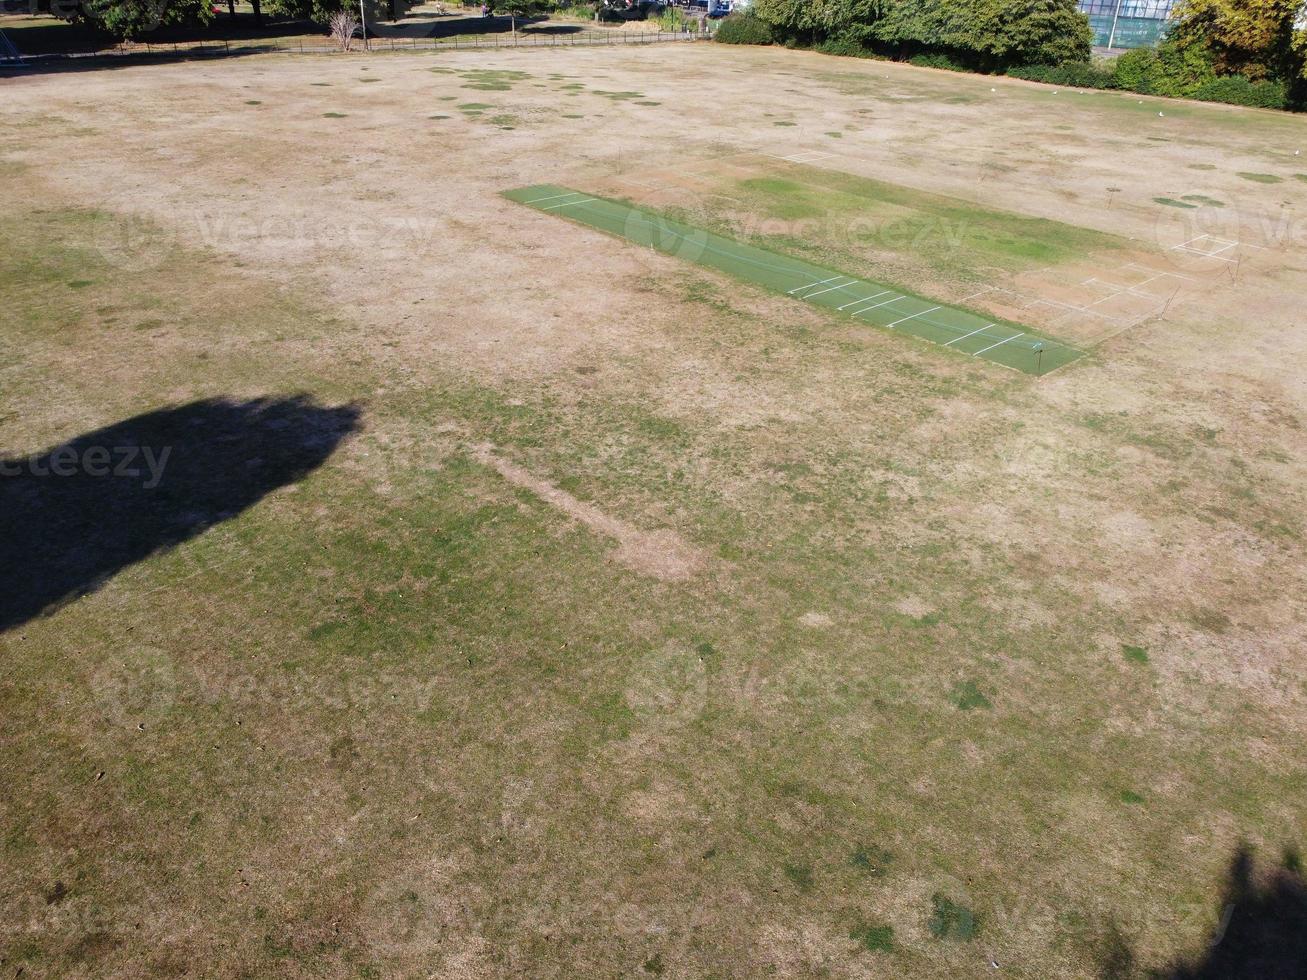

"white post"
[1107,0,1123,49]
[359,0,369,50]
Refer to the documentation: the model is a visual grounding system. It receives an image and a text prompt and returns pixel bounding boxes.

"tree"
[490,0,556,34]
[69,0,212,39]
[1170,0,1305,81]
[753,0,887,43]
[875,0,1091,67]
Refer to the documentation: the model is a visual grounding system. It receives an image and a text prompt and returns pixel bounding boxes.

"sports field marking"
[838,290,892,311]
[848,294,905,316]
[889,306,941,328]
[802,278,860,300]
[504,184,1083,376]
[945,324,993,347]
[542,197,598,211]
[524,191,589,205]
[974,332,1025,355]
[788,275,844,295]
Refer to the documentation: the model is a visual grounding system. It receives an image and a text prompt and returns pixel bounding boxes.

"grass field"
[2,42,1307,979]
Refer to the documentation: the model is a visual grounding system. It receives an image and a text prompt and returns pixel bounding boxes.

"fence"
[7,28,709,65]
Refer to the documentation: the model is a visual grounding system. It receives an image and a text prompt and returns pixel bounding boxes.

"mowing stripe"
[503,184,1083,376]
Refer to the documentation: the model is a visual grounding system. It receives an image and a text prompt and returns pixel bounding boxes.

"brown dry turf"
[2,42,1307,979]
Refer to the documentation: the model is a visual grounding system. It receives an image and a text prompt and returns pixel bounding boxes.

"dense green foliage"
[874,0,1093,68]
[714,11,775,44]
[60,0,212,39]
[748,0,1091,69]
[1010,37,1291,109]
[744,0,1304,109]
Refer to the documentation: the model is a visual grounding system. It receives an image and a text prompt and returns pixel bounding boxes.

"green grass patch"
[783,862,815,890]
[459,103,494,111]
[1180,194,1224,207]
[849,844,893,877]
[950,680,992,710]
[850,921,895,952]
[928,894,979,940]
[593,90,643,100]
[1121,789,1146,804]
[322,112,347,118]
[1153,197,1197,209]
[713,163,1127,285]
[1121,644,1149,664]
[1235,172,1283,183]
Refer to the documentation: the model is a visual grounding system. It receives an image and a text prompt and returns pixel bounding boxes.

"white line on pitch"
[543,198,598,210]
[524,191,586,205]
[848,295,904,316]
[802,279,858,300]
[973,332,1025,356]
[838,290,891,310]
[788,275,842,295]
[888,306,941,328]
[945,324,995,347]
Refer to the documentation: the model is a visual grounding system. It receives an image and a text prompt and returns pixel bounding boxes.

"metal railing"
[8,28,709,64]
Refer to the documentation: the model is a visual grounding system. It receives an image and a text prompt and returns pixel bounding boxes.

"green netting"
[505,185,1082,376]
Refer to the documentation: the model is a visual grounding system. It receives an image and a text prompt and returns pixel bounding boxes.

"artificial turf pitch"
[505,185,1083,376]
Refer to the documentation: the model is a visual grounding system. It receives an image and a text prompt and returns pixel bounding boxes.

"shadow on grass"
[1101,844,1307,980]
[0,395,360,632]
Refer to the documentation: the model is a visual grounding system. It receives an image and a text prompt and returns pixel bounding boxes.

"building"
[1079,0,1175,48]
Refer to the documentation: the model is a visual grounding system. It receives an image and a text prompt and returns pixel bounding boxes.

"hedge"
[714,12,774,45]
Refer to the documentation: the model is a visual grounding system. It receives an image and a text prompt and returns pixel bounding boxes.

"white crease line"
[945,324,995,347]
[543,197,599,210]
[848,295,905,316]
[802,279,859,300]
[888,306,941,328]
[524,191,587,205]
[974,332,1025,356]
[788,275,842,295]
[839,290,892,311]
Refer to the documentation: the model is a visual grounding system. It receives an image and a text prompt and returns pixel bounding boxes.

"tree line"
[719,0,1307,108]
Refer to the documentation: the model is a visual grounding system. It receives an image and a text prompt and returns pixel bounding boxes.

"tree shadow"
[1101,844,1307,979]
[0,395,360,632]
